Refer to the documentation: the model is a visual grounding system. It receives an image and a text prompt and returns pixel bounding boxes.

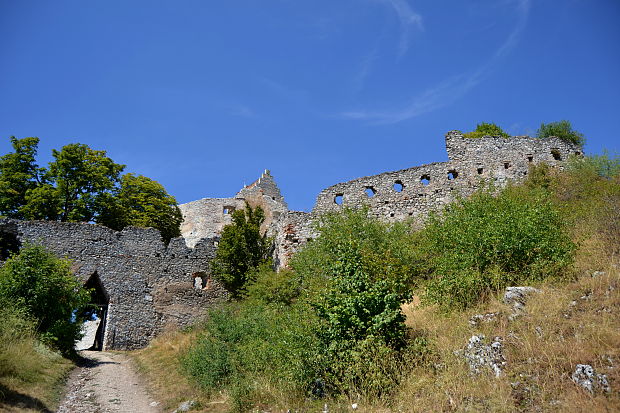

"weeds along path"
[57,351,161,413]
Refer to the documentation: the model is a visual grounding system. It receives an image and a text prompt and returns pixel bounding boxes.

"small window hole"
[364,187,376,197]
[223,206,235,214]
[504,162,510,169]
[527,155,533,162]
[334,194,344,205]
[393,180,404,192]
[420,174,430,186]
[477,167,484,175]
[447,170,458,180]
[551,149,562,161]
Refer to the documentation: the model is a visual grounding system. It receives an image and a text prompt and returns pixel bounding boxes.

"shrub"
[291,208,416,397]
[244,264,301,305]
[312,240,412,397]
[463,122,510,139]
[182,301,321,408]
[536,120,585,147]
[420,188,575,310]
[0,245,90,354]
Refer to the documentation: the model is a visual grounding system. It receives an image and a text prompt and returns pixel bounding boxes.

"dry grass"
[0,342,73,413]
[129,328,229,412]
[389,259,620,413]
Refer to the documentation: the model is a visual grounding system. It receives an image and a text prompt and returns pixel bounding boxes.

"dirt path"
[57,351,161,413]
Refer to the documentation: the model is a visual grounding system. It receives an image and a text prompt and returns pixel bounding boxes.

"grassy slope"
[0,342,73,413]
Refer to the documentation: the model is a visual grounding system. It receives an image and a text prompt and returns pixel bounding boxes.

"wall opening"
[192,271,211,290]
[527,155,533,162]
[551,149,562,161]
[0,221,20,261]
[334,194,344,205]
[477,167,484,175]
[223,206,236,215]
[80,272,109,351]
[447,170,458,180]
[420,174,430,186]
[504,162,510,169]
[364,187,376,197]
[393,180,404,192]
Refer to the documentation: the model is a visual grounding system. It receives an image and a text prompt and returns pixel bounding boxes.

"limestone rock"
[457,335,506,377]
[571,364,610,394]
[504,286,541,319]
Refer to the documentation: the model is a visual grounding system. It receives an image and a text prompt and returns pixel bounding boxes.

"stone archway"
[78,271,109,351]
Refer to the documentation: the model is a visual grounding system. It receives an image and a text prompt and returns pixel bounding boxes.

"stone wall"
[0,219,227,350]
[273,132,580,268]
[312,132,580,219]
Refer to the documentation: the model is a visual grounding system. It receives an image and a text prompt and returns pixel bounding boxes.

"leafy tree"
[0,245,90,354]
[45,143,125,222]
[210,204,272,297]
[536,120,585,147]
[97,173,182,242]
[463,122,510,139]
[0,137,44,219]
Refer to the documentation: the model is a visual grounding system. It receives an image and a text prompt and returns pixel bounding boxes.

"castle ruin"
[0,131,581,350]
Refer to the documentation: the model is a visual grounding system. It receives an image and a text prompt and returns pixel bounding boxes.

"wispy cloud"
[341,0,530,124]
[379,0,424,56]
[352,47,379,93]
[230,104,258,119]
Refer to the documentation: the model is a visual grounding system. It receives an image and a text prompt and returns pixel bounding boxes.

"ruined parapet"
[1,219,227,350]
[312,132,581,220]
[179,197,246,248]
[179,170,288,248]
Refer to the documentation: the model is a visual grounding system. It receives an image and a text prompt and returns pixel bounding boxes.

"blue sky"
[1,0,618,211]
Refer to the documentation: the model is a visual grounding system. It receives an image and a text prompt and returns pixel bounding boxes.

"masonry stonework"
[0,219,226,350]
[0,131,581,349]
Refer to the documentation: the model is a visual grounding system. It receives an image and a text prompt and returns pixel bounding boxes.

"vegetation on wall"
[0,136,182,242]
[463,122,510,139]
[536,120,586,147]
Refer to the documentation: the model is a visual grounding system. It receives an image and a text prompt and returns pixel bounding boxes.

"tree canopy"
[0,137,182,242]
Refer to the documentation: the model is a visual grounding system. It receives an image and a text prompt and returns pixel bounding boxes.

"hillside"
[131,154,620,412]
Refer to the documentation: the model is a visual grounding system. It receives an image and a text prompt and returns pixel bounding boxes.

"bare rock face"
[469,312,500,326]
[504,286,541,319]
[457,335,506,377]
[571,364,611,394]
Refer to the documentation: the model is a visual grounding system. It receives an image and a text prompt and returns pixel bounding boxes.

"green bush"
[0,245,90,354]
[420,188,575,310]
[463,122,510,139]
[312,240,412,397]
[291,208,416,397]
[182,301,320,408]
[244,264,301,305]
[536,120,585,147]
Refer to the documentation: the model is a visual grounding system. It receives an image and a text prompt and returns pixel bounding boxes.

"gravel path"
[57,351,161,413]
